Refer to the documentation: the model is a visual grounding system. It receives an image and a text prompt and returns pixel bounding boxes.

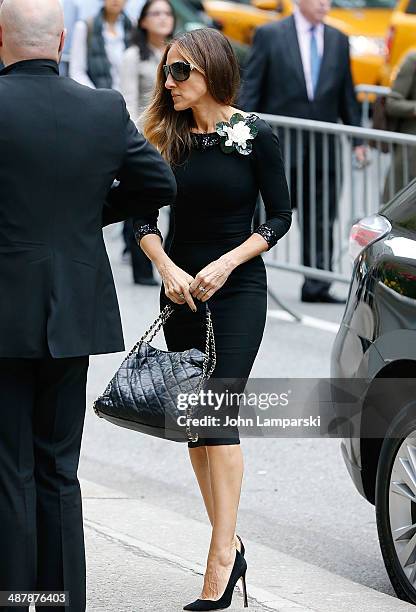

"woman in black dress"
[133,28,291,610]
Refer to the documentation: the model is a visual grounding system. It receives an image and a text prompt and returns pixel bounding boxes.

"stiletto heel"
[183,549,247,610]
[241,569,248,607]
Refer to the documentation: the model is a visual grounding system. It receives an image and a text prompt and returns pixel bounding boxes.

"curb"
[81,479,414,612]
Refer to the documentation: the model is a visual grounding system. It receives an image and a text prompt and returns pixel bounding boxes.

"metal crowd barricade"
[355,84,391,127]
[257,112,416,286]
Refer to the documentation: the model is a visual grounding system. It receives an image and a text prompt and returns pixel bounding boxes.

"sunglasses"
[163,61,195,82]
[146,9,174,17]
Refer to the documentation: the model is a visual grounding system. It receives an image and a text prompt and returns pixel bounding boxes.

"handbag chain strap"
[126,304,175,358]
[197,308,216,391]
[107,304,216,443]
[186,304,217,442]
[188,305,216,442]
[93,306,176,417]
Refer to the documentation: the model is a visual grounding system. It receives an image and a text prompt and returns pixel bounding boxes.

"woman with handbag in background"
[120,0,176,286]
[133,28,292,610]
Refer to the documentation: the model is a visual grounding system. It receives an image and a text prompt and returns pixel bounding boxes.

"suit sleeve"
[102,94,176,228]
[238,26,269,112]
[338,34,361,127]
[251,119,292,250]
[385,54,416,118]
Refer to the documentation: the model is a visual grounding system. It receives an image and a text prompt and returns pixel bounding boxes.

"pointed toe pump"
[183,549,248,610]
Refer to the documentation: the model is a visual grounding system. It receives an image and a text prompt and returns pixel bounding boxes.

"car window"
[380,178,416,231]
[406,0,416,13]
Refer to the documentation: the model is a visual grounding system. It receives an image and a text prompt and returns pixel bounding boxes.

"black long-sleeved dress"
[134,113,291,447]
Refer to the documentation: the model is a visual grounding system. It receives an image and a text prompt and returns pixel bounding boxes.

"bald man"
[0,1,176,610]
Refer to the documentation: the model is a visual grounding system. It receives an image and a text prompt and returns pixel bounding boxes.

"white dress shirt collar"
[293,7,325,101]
[293,7,324,38]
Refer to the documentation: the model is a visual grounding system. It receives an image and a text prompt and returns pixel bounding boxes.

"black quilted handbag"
[93,303,216,443]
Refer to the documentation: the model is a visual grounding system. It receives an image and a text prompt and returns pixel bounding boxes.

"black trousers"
[290,165,337,298]
[0,355,89,611]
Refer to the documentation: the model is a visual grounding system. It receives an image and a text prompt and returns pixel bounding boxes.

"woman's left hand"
[189,255,236,302]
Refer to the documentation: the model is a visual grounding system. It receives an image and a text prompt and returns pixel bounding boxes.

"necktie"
[310,26,321,98]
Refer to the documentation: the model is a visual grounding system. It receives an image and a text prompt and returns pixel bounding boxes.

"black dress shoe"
[301,292,346,304]
[183,549,248,610]
[133,277,158,286]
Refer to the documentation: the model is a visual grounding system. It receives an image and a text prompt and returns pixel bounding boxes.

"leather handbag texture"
[93,304,216,443]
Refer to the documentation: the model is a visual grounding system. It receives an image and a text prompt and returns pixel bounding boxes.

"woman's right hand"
[157,261,197,311]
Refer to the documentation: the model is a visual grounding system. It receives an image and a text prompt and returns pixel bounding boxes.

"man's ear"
[58,28,66,56]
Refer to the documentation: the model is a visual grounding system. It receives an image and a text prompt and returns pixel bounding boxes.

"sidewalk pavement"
[81,479,416,612]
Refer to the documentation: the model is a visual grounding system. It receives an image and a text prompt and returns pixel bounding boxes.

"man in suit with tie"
[239,0,365,303]
[0,0,176,609]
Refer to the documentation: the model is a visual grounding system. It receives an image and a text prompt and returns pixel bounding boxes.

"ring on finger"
[200,288,210,299]
[199,286,207,293]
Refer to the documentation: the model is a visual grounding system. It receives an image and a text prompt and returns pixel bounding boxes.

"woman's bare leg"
[188,445,242,554]
[188,446,214,524]
[199,444,244,600]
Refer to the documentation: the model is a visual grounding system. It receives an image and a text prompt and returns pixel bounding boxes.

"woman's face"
[164,45,208,111]
[141,0,175,39]
[104,0,126,18]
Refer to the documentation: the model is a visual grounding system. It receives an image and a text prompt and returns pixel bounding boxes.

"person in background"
[76,0,144,21]
[384,51,416,202]
[120,0,175,285]
[59,1,144,73]
[121,0,175,121]
[239,0,365,303]
[60,0,79,75]
[69,0,132,91]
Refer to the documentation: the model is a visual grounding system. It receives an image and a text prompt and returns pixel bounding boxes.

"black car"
[331,179,416,605]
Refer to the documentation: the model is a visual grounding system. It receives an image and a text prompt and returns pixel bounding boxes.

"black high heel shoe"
[236,534,245,557]
[183,549,248,610]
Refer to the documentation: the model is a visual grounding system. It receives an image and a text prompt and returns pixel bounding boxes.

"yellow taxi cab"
[380,0,416,85]
[330,0,397,85]
[203,0,397,85]
[202,0,281,45]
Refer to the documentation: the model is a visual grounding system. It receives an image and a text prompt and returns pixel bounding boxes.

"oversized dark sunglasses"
[163,61,195,82]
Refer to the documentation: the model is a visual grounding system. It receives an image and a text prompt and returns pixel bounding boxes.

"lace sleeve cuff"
[134,224,163,244]
[253,224,278,250]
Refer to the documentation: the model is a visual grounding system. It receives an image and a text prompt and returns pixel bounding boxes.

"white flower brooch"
[215,113,258,156]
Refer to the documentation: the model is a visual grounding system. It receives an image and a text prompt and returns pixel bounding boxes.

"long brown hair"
[141,28,240,165]
[131,0,176,61]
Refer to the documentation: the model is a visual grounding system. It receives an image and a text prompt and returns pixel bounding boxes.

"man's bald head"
[0,0,65,65]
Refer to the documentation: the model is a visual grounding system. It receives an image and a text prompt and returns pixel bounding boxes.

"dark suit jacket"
[239,15,361,129]
[0,59,176,359]
[239,15,360,125]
